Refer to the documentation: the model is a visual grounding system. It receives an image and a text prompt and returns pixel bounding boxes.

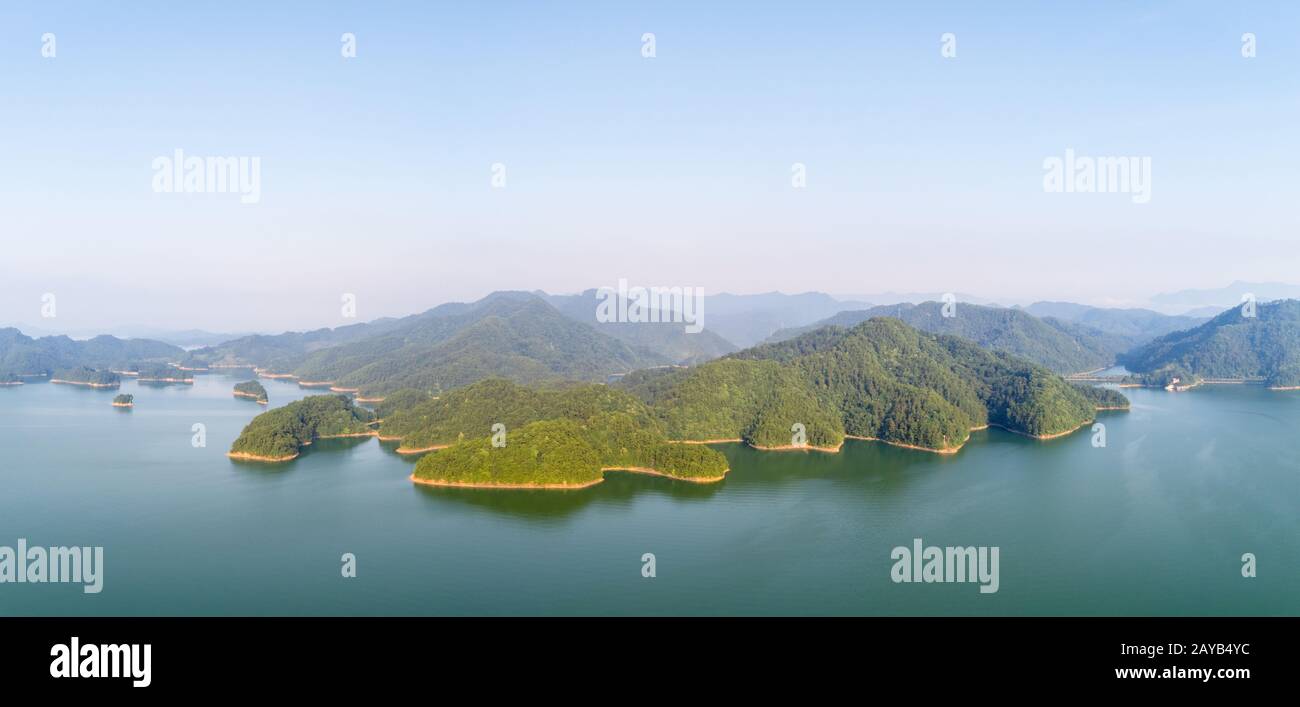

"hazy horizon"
[5,1,1298,332]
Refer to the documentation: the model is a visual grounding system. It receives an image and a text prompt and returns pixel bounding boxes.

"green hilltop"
[228,395,375,461]
[229,317,1128,487]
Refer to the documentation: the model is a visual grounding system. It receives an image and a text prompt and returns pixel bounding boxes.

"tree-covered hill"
[411,417,728,488]
[1024,302,1208,349]
[51,366,121,387]
[766,302,1118,375]
[623,317,1114,452]
[231,378,729,485]
[1119,299,1300,387]
[228,395,376,461]
[381,378,667,450]
[307,296,658,394]
[188,293,665,395]
[233,380,268,403]
[617,358,845,449]
[133,362,194,382]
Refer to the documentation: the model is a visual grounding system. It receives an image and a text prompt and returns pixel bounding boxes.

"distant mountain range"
[1149,281,1300,310]
[689,291,873,347]
[10,285,1300,399]
[1020,302,1210,348]
[0,328,183,377]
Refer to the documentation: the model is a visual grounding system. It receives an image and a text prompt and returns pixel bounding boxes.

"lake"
[1,374,1296,615]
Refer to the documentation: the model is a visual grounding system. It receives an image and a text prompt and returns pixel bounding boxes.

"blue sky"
[1,1,1297,331]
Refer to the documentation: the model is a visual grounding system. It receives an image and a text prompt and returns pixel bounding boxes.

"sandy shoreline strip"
[409,465,728,490]
[395,443,451,454]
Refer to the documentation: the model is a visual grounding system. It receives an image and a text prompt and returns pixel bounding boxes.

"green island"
[133,362,195,384]
[1120,299,1300,390]
[112,393,134,408]
[50,367,121,388]
[229,317,1129,488]
[233,380,269,404]
[227,395,377,462]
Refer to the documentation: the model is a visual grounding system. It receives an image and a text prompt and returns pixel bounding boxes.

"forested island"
[134,363,194,384]
[233,380,268,404]
[112,393,134,408]
[50,367,121,388]
[0,372,21,386]
[0,328,182,377]
[228,318,1129,488]
[227,395,377,462]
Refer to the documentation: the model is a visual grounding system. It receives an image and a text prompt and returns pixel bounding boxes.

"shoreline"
[111,402,134,408]
[50,379,119,389]
[844,434,966,454]
[409,465,729,490]
[750,442,843,453]
[233,391,269,404]
[317,431,379,440]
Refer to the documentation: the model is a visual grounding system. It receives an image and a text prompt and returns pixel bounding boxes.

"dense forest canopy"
[1023,302,1209,347]
[766,302,1120,374]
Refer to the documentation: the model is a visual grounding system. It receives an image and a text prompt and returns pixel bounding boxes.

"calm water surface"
[1,374,1296,615]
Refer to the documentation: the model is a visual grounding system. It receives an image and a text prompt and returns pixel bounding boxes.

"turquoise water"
[0,375,1296,615]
